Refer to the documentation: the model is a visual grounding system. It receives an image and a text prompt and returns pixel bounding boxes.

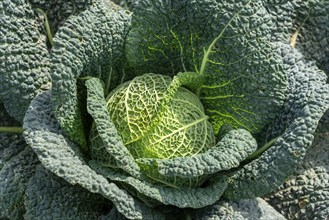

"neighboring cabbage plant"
[1,0,329,219]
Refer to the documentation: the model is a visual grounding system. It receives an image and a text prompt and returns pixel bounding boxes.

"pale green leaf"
[128,84,215,160]
[105,73,173,144]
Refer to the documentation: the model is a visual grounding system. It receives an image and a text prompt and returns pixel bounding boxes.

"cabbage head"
[103,73,215,158]
[90,73,216,187]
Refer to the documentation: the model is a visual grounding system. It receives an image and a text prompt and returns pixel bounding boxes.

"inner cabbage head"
[106,73,215,160]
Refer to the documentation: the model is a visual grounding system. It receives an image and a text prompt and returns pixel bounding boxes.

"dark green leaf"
[224,43,329,200]
[0,0,51,122]
[0,137,38,219]
[23,91,165,220]
[50,0,131,149]
[25,165,111,219]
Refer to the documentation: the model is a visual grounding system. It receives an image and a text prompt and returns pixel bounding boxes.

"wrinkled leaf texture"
[224,43,329,200]
[126,0,287,135]
[51,0,131,148]
[0,0,50,122]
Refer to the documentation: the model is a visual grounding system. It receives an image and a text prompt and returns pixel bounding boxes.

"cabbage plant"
[1,0,329,219]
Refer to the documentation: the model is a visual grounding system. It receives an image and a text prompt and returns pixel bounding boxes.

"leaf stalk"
[0,126,24,133]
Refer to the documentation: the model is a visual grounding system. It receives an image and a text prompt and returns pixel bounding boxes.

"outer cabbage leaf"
[23,91,165,220]
[86,77,228,208]
[189,198,286,220]
[0,136,38,219]
[0,134,25,170]
[0,0,51,122]
[265,0,329,75]
[29,0,93,35]
[86,78,141,178]
[224,43,329,200]
[138,128,257,178]
[25,165,111,219]
[51,0,131,148]
[264,133,329,219]
[90,160,228,209]
[126,0,287,134]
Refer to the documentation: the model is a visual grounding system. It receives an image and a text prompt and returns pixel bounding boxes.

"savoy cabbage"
[0,0,329,219]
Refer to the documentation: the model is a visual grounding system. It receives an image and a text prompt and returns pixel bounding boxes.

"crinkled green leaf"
[0,133,26,170]
[126,0,287,134]
[265,132,329,219]
[265,0,307,43]
[224,43,329,200]
[23,91,165,220]
[0,137,38,219]
[0,0,51,122]
[265,0,329,75]
[29,0,93,35]
[25,165,111,219]
[85,77,141,178]
[51,0,131,149]
[90,160,228,209]
[138,129,257,178]
[190,198,286,220]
